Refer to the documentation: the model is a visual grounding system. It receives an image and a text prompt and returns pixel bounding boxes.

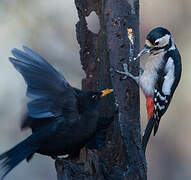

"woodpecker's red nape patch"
[146,96,154,120]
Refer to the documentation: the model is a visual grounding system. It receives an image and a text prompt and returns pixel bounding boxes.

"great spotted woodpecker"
[116,27,182,152]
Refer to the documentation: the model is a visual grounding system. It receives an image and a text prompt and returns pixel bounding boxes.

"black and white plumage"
[152,52,181,134]
[116,27,182,152]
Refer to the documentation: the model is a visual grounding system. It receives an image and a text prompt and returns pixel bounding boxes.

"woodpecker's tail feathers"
[153,119,160,136]
[142,117,155,153]
[0,135,38,179]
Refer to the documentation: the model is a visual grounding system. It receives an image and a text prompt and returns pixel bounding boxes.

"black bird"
[0,46,113,179]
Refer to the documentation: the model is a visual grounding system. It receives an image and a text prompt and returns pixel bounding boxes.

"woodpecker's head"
[134,27,174,60]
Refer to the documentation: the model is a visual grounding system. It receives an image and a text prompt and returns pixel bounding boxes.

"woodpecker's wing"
[9,46,79,119]
[152,90,171,135]
[142,49,181,152]
[153,50,182,135]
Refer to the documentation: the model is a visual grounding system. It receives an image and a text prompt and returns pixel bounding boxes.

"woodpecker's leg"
[115,63,141,85]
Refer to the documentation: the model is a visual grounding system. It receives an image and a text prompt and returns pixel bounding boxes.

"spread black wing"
[9,46,79,120]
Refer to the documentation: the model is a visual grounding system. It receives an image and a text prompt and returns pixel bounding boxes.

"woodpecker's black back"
[0,46,113,179]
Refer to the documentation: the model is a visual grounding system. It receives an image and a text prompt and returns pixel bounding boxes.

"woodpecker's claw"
[115,63,140,85]
[115,70,128,79]
[115,63,134,80]
[115,64,129,79]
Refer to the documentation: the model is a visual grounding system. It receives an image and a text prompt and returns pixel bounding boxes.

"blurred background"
[0,0,190,179]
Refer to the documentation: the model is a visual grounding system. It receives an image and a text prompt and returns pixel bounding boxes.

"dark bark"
[55,0,147,179]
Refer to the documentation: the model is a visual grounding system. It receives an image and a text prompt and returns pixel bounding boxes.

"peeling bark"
[55,0,147,179]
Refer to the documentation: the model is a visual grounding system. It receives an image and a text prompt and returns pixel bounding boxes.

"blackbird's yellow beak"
[101,89,113,98]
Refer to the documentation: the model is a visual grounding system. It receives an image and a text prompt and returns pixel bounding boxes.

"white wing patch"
[156,91,166,101]
[155,34,171,48]
[154,103,165,111]
[162,57,175,95]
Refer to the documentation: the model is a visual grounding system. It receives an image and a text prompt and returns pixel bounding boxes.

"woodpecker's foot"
[115,63,131,80]
[115,63,140,84]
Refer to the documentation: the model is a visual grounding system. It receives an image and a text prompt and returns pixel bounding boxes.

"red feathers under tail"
[146,96,154,120]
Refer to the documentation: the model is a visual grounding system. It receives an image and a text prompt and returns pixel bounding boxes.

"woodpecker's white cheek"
[156,34,171,47]
[162,57,175,95]
[154,103,165,111]
[156,91,166,101]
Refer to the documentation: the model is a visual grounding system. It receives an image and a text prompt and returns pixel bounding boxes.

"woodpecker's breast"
[140,52,165,96]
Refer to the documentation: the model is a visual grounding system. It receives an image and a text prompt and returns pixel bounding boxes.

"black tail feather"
[0,135,38,179]
[153,119,160,136]
[142,117,155,153]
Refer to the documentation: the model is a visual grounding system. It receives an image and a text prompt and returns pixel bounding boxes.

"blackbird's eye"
[91,94,98,100]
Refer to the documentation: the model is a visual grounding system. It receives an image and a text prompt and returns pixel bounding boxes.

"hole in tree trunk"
[86,11,100,34]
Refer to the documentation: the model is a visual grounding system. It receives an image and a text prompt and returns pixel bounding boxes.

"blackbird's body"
[23,107,99,157]
[0,46,113,179]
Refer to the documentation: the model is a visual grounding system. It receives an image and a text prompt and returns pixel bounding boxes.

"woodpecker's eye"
[155,41,159,45]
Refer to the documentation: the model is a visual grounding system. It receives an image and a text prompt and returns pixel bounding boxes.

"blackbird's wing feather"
[11,46,71,98]
[9,46,79,119]
[21,114,55,131]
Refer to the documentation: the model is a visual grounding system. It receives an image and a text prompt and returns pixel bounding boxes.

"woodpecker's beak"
[101,89,113,98]
[134,45,151,61]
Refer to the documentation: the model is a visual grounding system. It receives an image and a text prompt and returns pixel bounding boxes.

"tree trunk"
[55,0,147,179]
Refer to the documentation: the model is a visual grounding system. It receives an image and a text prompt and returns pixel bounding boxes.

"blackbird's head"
[134,27,174,60]
[85,89,113,104]
[77,89,113,111]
